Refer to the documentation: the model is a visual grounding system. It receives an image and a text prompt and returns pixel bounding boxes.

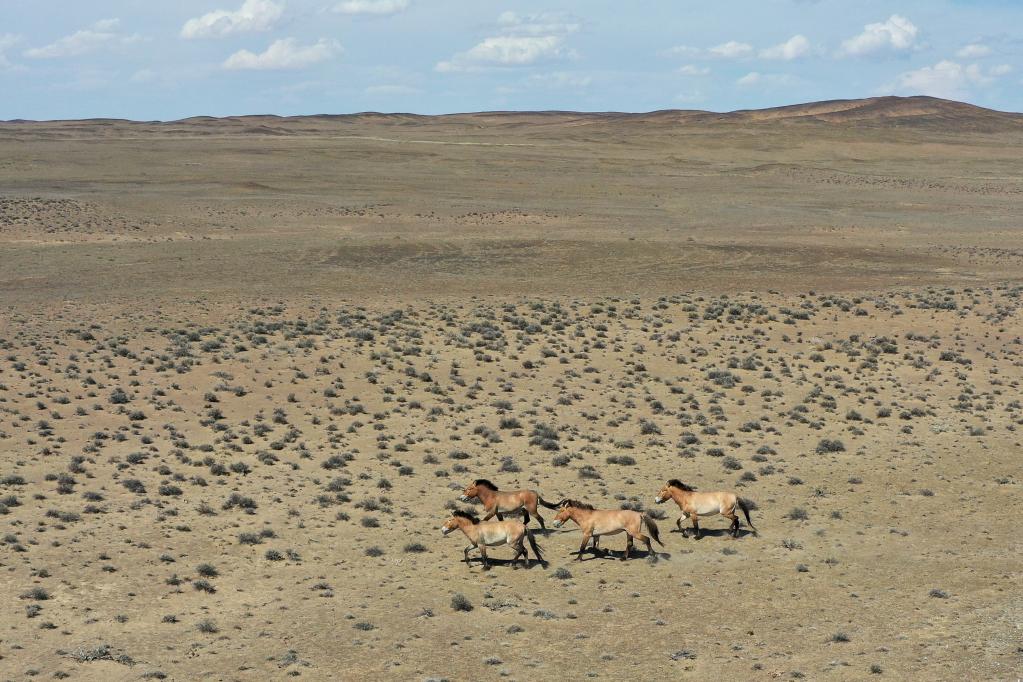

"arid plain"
[1,96,1021,680]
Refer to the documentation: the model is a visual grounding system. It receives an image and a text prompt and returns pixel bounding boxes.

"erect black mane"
[451,509,480,523]
[562,499,595,510]
[473,479,498,491]
[667,479,697,492]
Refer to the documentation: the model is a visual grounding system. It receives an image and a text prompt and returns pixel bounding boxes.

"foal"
[441,510,545,569]
[655,479,757,539]
[552,500,662,560]
[459,479,559,529]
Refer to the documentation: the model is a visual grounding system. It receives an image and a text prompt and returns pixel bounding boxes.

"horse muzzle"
[458,495,469,502]
[551,520,563,528]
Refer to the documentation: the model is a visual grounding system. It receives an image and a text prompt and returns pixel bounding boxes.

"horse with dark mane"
[459,479,560,529]
[655,479,757,539]
[552,499,662,560]
[441,509,545,569]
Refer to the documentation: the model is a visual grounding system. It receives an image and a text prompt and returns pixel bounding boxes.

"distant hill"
[3,96,1021,133]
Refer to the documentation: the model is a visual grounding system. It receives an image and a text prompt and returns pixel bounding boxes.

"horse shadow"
[463,555,547,569]
[669,526,756,539]
[575,547,670,562]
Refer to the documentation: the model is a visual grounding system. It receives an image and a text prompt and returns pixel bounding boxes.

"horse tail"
[643,515,664,546]
[737,498,758,535]
[526,529,546,566]
[538,497,562,510]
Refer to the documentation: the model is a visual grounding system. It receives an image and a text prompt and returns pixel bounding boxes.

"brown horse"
[552,500,662,561]
[655,479,757,539]
[459,479,560,529]
[441,510,545,569]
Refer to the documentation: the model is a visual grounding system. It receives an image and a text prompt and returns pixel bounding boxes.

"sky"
[1,0,1021,120]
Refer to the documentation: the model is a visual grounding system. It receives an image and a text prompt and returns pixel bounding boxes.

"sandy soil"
[0,96,1021,680]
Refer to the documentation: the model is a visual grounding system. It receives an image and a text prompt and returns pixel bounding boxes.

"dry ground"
[0,97,1021,680]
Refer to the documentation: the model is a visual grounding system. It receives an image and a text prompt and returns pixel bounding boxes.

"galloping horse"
[552,500,662,560]
[441,510,545,569]
[655,479,757,539]
[459,479,560,529]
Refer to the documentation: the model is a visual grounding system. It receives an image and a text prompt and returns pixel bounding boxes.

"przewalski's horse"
[655,479,757,539]
[552,500,663,561]
[459,479,560,529]
[441,510,545,569]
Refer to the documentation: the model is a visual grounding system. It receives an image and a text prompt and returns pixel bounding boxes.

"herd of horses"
[440,479,758,569]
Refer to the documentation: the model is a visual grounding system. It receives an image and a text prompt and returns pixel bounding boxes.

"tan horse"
[552,500,662,561]
[459,479,560,529]
[655,479,757,539]
[441,510,545,569]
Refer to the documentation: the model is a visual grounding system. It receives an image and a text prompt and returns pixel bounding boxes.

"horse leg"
[529,501,546,529]
[463,544,477,565]
[724,510,739,538]
[636,532,653,556]
[480,545,490,570]
[521,508,530,525]
[677,512,688,537]
[624,535,633,561]
[691,514,701,540]
[577,531,593,560]
[482,509,498,521]
[512,541,525,568]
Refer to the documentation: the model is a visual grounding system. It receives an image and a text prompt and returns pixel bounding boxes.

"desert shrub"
[451,593,473,611]
[815,439,845,454]
[787,507,809,521]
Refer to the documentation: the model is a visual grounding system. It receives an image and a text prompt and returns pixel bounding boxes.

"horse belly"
[593,526,624,537]
[694,499,721,516]
[480,531,510,546]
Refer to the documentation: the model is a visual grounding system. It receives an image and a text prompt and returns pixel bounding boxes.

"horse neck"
[671,488,691,504]
[475,486,496,504]
[457,519,479,541]
[569,507,592,523]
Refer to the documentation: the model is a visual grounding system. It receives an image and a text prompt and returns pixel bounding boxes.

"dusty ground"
[0,96,1021,680]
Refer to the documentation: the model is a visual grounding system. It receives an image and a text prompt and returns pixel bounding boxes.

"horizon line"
[2,95,1021,125]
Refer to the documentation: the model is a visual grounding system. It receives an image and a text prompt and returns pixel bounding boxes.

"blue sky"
[1,0,1021,120]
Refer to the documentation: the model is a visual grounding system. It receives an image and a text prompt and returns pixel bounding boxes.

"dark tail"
[538,497,562,510]
[737,498,758,535]
[643,515,664,546]
[526,529,546,567]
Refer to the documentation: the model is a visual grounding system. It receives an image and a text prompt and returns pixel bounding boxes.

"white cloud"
[956,43,991,59]
[708,41,753,59]
[334,0,409,16]
[496,11,580,36]
[677,64,710,76]
[888,60,1008,99]
[130,68,157,83]
[436,12,579,72]
[839,15,918,57]
[662,45,702,58]
[437,36,570,72]
[737,71,763,86]
[0,33,22,69]
[760,35,811,61]
[663,40,755,60]
[181,0,283,39]
[223,38,339,70]
[24,19,139,59]
[737,71,794,87]
[674,90,706,105]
